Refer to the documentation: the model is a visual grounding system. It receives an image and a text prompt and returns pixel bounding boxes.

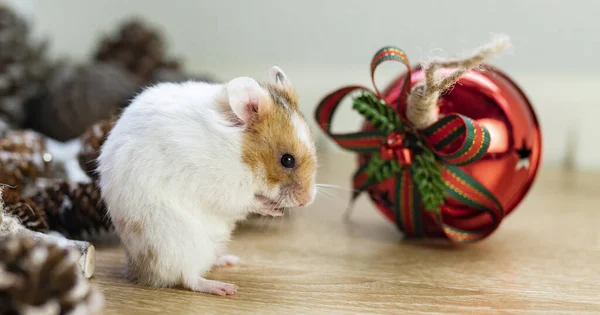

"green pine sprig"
[352,91,445,213]
[352,92,403,134]
[365,153,402,183]
[411,141,445,213]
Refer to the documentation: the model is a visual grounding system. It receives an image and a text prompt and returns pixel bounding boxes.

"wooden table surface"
[91,151,600,315]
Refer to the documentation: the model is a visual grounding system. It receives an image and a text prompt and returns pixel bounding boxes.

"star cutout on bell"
[515,139,532,170]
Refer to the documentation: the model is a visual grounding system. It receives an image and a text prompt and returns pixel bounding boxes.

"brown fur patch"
[263,84,298,111]
[129,221,143,235]
[113,217,143,235]
[241,83,316,197]
[114,217,126,233]
[146,248,157,262]
[126,247,159,285]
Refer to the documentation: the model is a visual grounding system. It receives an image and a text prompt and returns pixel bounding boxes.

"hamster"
[97,66,317,296]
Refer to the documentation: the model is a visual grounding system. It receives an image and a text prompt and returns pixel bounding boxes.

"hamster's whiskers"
[316,183,356,197]
[315,187,344,204]
[316,183,350,190]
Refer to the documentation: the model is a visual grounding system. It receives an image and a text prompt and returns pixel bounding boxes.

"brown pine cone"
[0,6,55,130]
[0,186,20,204]
[0,117,11,138]
[0,130,52,192]
[0,235,104,315]
[1,183,49,236]
[3,198,48,232]
[94,19,180,84]
[78,119,115,180]
[24,62,138,141]
[0,129,48,155]
[30,180,111,239]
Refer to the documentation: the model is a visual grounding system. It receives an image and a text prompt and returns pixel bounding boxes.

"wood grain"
[90,152,600,314]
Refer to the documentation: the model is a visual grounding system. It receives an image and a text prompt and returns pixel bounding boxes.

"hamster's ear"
[269,66,292,89]
[226,77,270,123]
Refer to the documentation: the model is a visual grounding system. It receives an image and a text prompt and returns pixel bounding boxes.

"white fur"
[269,66,292,89]
[270,66,317,205]
[97,81,258,294]
[226,77,267,123]
[291,115,317,206]
[291,113,314,153]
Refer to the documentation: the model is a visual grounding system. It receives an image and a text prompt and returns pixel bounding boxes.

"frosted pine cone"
[0,130,53,192]
[0,186,20,204]
[0,235,104,315]
[3,198,49,232]
[29,180,111,239]
[0,129,48,157]
[24,63,138,141]
[94,19,180,83]
[1,184,48,233]
[78,119,115,180]
[0,6,55,129]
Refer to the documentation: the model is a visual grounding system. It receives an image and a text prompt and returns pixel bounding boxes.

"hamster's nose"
[298,187,317,207]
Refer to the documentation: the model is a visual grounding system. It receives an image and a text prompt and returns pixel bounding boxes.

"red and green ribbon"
[314,46,504,243]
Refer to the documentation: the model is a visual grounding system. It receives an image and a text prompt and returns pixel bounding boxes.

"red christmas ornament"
[315,37,542,243]
[361,66,542,238]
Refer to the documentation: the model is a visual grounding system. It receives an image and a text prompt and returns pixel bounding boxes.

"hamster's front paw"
[186,278,238,296]
[216,254,240,267]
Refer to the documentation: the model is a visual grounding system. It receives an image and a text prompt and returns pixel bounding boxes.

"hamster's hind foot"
[185,278,238,296]
[216,254,240,267]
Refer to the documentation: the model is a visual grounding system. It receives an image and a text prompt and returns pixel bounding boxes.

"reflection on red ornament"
[477,118,509,153]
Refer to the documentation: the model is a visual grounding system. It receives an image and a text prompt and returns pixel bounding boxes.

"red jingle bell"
[315,37,541,243]
[359,66,541,239]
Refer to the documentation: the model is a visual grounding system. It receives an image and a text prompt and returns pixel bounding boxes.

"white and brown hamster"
[97,66,317,296]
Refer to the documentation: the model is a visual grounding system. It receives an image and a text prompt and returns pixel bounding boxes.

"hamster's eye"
[280,154,295,168]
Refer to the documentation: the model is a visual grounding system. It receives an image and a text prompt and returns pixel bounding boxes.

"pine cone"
[0,117,11,138]
[24,62,138,141]
[0,130,52,192]
[94,19,180,84]
[0,6,54,130]
[3,198,48,232]
[78,119,115,180]
[0,186,20,204]
[0,235,104,315]
[0,183,50,238]
[0,129,48,155]
[30,180,111,239]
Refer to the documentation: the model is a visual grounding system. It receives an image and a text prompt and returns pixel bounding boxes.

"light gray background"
[6,0,600,169]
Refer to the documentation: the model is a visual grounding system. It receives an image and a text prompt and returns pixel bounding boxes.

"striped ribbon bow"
[314,47,504,243]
